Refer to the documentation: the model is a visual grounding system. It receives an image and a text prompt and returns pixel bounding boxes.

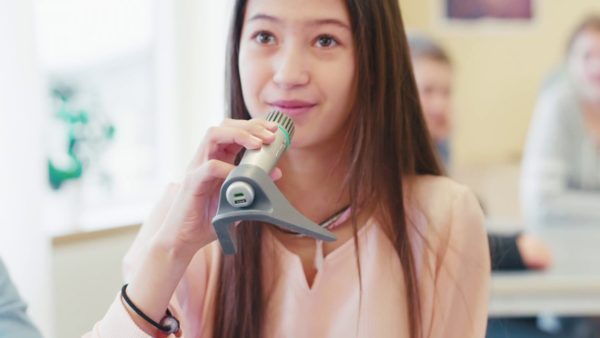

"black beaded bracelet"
[121,284,180,335]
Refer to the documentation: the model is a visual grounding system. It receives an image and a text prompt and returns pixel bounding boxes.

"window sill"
[48,202,151,244]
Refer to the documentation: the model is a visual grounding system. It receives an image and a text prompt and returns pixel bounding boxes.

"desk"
[489,224,600,317]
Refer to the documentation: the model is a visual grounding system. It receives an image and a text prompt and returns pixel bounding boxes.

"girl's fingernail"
[262,129,275,138]
[250,136,262,147]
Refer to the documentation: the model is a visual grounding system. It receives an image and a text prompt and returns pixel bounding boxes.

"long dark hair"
[214,1,442,338]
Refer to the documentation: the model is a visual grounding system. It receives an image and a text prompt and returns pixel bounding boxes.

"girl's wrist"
[149,235,197,268]
[151,227,216,265]
[125,237,195,326]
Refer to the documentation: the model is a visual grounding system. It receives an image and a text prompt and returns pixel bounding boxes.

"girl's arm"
[83,184,215,338]
[82,118,279,338]
[122,183,181,282]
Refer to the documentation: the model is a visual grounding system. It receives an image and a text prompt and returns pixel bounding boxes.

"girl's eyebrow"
[248,13,351,31]
[309,18,351,31]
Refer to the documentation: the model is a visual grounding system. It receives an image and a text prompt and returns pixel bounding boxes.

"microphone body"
[240,110,294,174]
[212,110,336,254]
[225,111,294,208]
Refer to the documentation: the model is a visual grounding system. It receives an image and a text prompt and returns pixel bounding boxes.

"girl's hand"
[155,118,281,259]
[517,234,553,270]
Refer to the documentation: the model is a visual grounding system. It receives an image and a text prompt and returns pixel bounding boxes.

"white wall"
[153,0,232,181]
[0,0,53,336]
[52,227,138,338]
[174,0,233,170]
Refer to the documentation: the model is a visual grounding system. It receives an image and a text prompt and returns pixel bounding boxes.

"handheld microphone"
[212,110,336,254]
[241,110,294,173]
[224,110,294,208]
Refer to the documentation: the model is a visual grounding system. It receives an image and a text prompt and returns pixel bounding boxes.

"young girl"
[84,0,489,337]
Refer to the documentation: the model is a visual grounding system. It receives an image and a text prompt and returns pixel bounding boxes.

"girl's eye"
[254,31,276,45]
[315,35,338,48]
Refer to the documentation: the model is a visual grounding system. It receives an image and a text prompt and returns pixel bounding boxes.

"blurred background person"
[519,14,600,338]
[0,258,43,338]
[408,32,552,272]
[408,32,558,338]
[521,15,600,228]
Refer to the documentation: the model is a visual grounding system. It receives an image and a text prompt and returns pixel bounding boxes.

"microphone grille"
[265,110,295,139]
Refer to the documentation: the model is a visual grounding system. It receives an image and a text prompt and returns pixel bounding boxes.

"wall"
[52,226,138,338]
[175,0,232,173]
[401,0,600,166]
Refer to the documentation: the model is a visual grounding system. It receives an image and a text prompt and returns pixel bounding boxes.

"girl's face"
[238,0,356,149]
[569,29,600,102]
[412,58,453,143]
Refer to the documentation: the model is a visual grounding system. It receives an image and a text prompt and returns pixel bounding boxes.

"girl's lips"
[269,100,317,117]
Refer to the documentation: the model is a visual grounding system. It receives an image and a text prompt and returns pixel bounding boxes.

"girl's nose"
[273,44,310,89]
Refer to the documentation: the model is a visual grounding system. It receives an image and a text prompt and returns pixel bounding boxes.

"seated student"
[0,258,43,338]
[407,32,563,338]
[83,1,490,338]
[521,15,600,227]
[407,32,552,271]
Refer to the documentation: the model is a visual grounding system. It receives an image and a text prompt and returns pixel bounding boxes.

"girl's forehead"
[244,0,351,27]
